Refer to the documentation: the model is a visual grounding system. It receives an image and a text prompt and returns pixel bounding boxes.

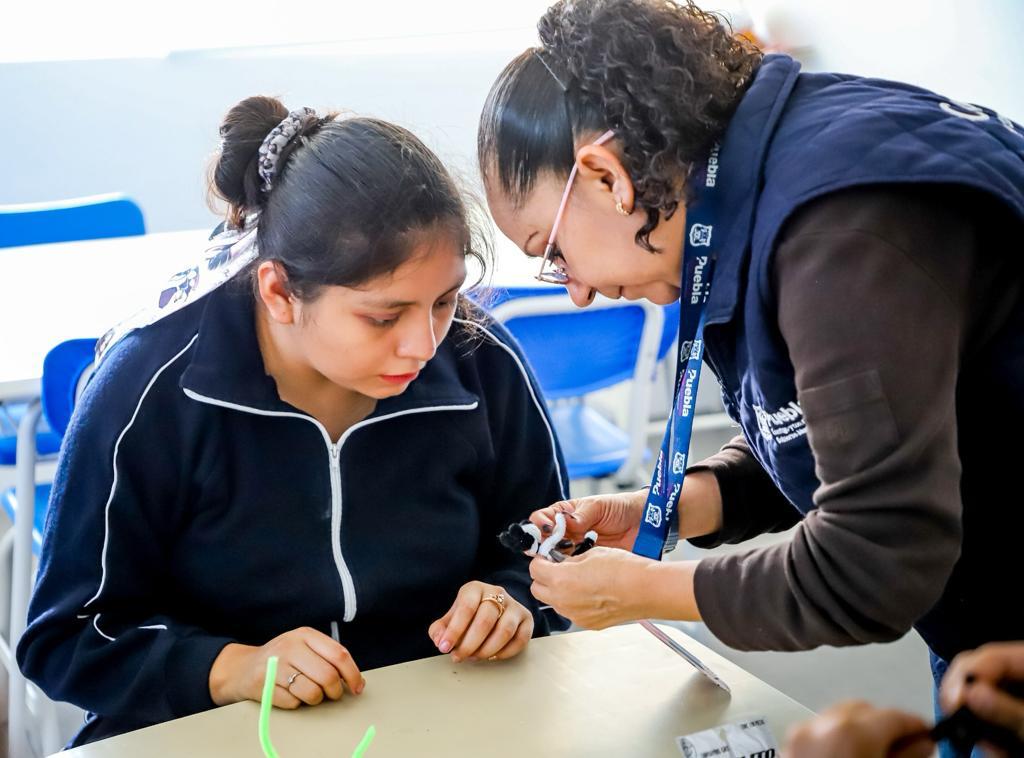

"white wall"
[749,0,1024,122]
[2,32,535,232]
[3,1,1022,233]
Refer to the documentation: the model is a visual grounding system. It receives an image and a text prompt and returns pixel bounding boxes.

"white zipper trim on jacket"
[84,333,201,615]
[183,387,478,622]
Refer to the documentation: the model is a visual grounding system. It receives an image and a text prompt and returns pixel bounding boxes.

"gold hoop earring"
[615,200,631,216]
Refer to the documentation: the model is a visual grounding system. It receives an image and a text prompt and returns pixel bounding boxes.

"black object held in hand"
[571,531,598,556]
[497,522,537,553]
[930,703,1024,756]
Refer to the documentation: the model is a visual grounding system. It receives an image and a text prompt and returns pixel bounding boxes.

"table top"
[57,623,812,758]
[1,229,548,400]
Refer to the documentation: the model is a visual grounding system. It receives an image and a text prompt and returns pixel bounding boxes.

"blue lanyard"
[633,146,721,559]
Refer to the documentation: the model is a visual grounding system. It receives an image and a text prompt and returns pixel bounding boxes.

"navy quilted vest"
[699,54,1024,657]
[704,54,1024,505]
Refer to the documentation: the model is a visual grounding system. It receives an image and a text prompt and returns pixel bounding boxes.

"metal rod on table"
[638,619,731,693]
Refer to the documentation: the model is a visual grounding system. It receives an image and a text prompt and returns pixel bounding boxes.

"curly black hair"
[478,0,762,252]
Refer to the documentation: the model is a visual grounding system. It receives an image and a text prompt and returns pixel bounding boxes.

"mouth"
[595,287,624,301]
[380,372,419,385]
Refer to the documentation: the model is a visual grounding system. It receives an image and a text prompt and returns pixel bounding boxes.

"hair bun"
[211,96,289,225]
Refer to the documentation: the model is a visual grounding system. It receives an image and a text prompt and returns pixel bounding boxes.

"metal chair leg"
[0,526,16,646]
[10,399,41,758]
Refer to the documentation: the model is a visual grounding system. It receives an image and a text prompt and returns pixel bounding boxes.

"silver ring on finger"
[286,671,302,689]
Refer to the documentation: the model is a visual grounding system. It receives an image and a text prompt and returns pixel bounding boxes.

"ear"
[256,261,298,325]
[576,143,636,215]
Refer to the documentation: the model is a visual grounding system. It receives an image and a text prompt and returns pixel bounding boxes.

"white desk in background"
[0,229,547,402]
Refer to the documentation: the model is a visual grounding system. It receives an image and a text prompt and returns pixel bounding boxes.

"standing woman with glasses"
[478,0,1024,744]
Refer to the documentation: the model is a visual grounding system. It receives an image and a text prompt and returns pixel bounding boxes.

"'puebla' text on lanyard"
[633,144,721,559]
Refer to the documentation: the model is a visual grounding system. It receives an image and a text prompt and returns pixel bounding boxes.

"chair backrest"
[483,286,680,372]
[489,293,667,400]
[0,193,145,248]
[490,293,667,485]
[41,339,98,437]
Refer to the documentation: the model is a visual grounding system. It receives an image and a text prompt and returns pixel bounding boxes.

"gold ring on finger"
[481,592,506,619]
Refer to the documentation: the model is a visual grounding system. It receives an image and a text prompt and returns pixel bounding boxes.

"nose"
[566,279,596,308]
[396,310,439,362]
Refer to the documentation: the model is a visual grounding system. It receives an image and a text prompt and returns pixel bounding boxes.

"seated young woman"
[17,95,567,746]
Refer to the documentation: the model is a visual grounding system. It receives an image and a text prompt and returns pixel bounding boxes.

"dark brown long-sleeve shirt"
[689,184,1024,659]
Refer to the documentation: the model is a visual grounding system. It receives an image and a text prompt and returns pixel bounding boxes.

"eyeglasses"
[536,129,617,284]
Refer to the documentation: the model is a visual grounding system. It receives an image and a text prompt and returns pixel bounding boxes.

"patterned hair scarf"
[95,108,317,363]
[94,220,260,363]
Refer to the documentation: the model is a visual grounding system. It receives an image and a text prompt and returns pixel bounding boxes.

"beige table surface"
[57,623,812,757]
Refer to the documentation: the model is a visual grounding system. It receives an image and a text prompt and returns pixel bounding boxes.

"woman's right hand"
[528,470,724,552]
[529,490,648,551]
[209,627,365,708]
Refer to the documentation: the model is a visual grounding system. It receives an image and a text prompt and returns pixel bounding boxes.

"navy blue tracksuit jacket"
[17,280,568,745]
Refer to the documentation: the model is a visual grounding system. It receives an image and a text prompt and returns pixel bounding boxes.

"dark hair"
[210,95,490,302]
[478,0,762,251]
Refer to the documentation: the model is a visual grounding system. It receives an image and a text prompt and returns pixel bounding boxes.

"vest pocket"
[799,369,900,483]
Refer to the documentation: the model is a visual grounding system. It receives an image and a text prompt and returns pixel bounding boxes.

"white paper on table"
[676,715,778,757]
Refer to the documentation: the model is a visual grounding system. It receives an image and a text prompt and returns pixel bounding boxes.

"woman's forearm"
[639,559,702,621]
[678,470,723,539]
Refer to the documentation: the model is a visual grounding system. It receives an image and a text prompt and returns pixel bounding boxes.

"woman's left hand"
[529,546,657,629]
[784,700,933,758]
[428,581,534,663]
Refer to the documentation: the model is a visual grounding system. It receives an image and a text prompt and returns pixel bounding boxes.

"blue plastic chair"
[0,410,60,465]
[0,193,145,249]
[0,193,142,467]
[488,290,674,486]
[484,285,680,364]
[1,339,97,556]
[1,339,96,757]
